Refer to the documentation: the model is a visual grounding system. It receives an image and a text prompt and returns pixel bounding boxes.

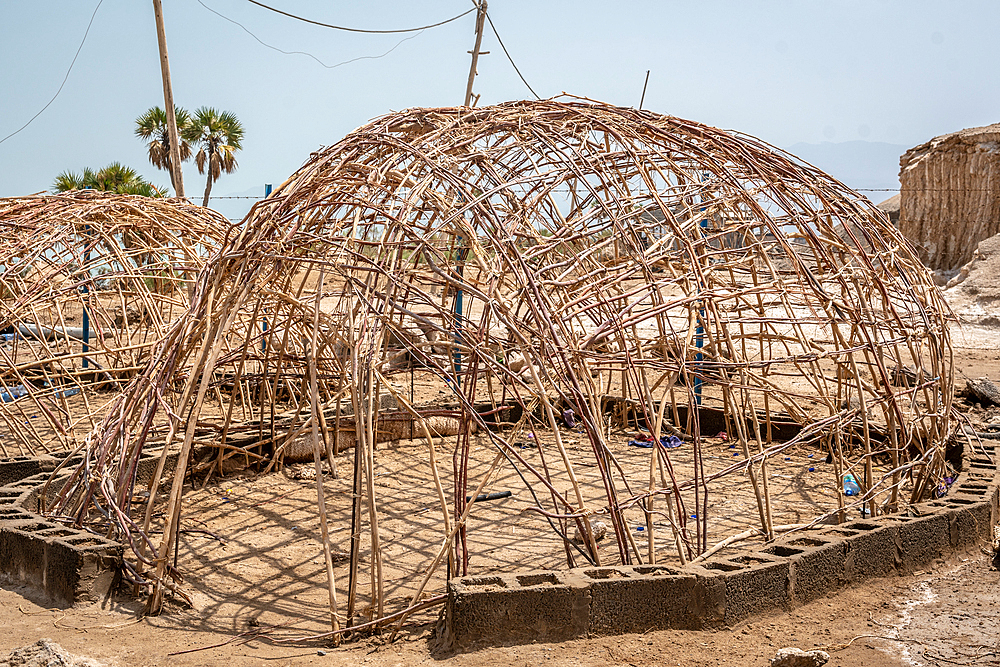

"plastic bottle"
[843,473,861,497]
[0,384,27,403]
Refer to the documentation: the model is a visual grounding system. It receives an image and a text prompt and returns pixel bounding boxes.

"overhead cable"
[244,0,474,33]
[484,10,541,100]
[198,0,424,69]
[0,0,104,147]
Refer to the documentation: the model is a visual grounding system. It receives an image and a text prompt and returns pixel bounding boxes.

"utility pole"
[152,0,185,198]
[463,0,487,106]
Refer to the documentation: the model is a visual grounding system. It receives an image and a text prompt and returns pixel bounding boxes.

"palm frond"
[135,105,193,172]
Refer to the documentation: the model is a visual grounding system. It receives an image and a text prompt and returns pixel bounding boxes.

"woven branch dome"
[0,191,231,456]
[56,100,954,618]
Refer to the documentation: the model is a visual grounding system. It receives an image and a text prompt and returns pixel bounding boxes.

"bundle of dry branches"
[0,190,231,456]
[43,100,954,632]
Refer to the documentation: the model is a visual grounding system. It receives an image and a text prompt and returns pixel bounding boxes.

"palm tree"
[52,168,97,192]
[52,163,167,197]
[90,162,143,192]
[134,106,192,192]
[182,107,245,207]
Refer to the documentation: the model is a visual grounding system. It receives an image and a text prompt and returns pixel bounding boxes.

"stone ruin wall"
[899,123,1000,273]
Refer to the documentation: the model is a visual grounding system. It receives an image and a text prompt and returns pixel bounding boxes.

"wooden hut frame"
[44,100,954,634]
[0,191,231,456]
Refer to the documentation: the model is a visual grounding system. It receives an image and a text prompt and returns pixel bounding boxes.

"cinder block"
[0,459,42,487]
[71,544,123,603]
[0,528,47,592]
[682,564,727,628]
[944,497,993,550]
[134,450,179,485]
[447,570,589,649]
[698,553,790,625]
[991,485,1000,527]
[765,536,849,604]
[897,511,950,572]
[0,522,122,606]
[822,520,902,580]
[0,488,24,504]
[0,507,34,521]
[953,482,991,497]
[581,564,701,634]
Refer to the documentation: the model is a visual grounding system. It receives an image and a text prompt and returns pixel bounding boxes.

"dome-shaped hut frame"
[51,101,953,629]
[0,191,232,456]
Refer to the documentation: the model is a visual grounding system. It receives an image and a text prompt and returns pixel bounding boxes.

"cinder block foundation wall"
[0,449,176,606]
[445,441,1000,649]
[0,443,995,634]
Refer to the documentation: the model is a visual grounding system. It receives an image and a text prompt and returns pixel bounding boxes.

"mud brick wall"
[899,123,1000,272]
[446,441,1000,649]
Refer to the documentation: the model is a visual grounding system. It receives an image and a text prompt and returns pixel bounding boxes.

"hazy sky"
[1,0,996,213]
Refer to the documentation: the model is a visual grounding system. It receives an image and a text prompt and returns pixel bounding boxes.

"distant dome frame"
[0,191,231,456]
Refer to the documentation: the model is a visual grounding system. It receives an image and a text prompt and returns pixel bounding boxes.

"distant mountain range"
[784,141,909,204]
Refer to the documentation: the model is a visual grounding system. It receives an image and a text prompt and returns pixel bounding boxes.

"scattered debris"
[934,475,956,498]
[965,377,1000,407]
[286,462,333,480]
[465,490,512,504]
[769,647,830,667]
[0,639,107,667]
[889,365,925,387]
[573,520,608,544]
[628,434,683,449]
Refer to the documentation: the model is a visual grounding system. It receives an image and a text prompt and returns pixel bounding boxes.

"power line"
[244,0,475,34]
[198,0,425,69]
[0,0,104,147]
[484,10,541,100]
[856,187,1000,192]
[213,186,1000,201]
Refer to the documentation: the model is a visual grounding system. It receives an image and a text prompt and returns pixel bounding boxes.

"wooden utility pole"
[152,0,185,198]
[463,0,487,106]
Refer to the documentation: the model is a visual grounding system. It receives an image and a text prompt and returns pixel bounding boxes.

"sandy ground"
[0,323,998,666]
[0,551,997,666]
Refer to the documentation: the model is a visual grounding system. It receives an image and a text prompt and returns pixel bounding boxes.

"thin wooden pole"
[309,270,341,635]
[152,0,185,198]
[463,1,487,107]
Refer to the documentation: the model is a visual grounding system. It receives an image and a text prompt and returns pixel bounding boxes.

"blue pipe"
[82,224,91,369]
[454,239,466,386]
[694,175,709,405]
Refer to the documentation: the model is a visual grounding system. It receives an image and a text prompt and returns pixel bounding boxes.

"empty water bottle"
[843,473,861,497]
[0,384,28,403]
